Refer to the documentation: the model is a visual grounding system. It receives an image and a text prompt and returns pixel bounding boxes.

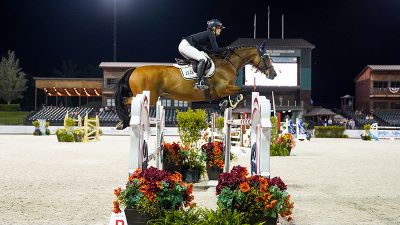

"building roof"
[304,107,336,117]
[354,65,400,82]
[230,38,315,49]
[368,65,400,71]
[340,94,353,99]
[33,77,103,81]
[99,62,174,68]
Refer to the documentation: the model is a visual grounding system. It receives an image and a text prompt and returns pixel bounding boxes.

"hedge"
[314,126,347,138]
[0,104,21,111]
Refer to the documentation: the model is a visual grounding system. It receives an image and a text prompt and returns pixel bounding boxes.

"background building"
[354,65,400,112]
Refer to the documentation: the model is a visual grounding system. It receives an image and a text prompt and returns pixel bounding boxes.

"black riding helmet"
[207,19,226,30]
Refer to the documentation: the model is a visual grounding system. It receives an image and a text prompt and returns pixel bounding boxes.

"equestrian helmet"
[207,19,225,30]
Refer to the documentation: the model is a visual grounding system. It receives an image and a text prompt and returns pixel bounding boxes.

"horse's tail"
[115,68,135,129]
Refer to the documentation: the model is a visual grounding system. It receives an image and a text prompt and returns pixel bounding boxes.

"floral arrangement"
[113,166,194,217]
[276,133,296,150]
[163,142,187,167]
[201,141,224,169]
[271,133,296,156]
[216,166,294,222]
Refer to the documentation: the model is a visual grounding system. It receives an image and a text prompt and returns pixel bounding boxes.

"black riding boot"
[194,59,208,90]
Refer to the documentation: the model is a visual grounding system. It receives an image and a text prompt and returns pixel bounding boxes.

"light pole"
[113,0,117,62]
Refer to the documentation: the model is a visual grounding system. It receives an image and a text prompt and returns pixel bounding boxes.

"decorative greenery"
[0,104,21,111]
[148,207,250,225]
[0,50,28,104]
[270,116,278,143]
[113,167,194,218]
[0,111,29,125]
[32,120,40,128]
[183,146,206,175]
[64,117,76,128]
[314,126,347,138]
[216,166,294,222]
[361,124,372,140]
[73,129,84,142]
[56,128,74,142]
[176,108,208,147]
[215,116,224,133]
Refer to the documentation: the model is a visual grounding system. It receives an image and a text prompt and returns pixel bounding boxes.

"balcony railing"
[371,88,400,96]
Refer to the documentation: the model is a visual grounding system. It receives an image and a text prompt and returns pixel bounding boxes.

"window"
[106,78,118,86]
[174,100,188,107]
[390,81,400,88]
[373,81,388,88]
[391,102,400,109]
[373,101,387,110]
[161,99,172,107]
[106,98,115,107]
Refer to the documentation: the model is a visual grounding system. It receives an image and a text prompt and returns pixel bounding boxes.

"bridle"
[223,46,274,77]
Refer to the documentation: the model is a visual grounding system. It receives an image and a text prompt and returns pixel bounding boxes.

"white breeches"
[178,39,207,61]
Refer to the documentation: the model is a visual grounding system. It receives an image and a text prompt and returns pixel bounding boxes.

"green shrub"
[270,143,290,156]
[148,208,250,225]
[56,128,74,142]
[32,120,40,128]
[64,117,75,128]
[61,133,75,142]
[176,108,208,146]
[0,104,20,111]
[45,129,50,135]
[215,116,224,132]
[314,126,347,138]
[0,111,29,125]
[270,116,278,142]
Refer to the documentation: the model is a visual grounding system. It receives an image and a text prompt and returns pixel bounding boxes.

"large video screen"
[244,57,298,86]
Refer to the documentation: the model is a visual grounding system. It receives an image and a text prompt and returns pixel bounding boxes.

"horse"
[115,42,277,129]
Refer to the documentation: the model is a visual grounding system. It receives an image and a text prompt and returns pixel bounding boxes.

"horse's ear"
[262,41,267,50]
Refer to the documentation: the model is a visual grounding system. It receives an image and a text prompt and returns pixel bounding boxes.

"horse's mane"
[210,45,255,60]
[231,45,256,50]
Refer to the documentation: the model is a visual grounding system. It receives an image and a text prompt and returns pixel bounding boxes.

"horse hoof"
[116,121,129,130]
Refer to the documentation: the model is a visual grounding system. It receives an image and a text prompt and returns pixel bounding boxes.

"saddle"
[174,58,212,71]
[173,52,216,80]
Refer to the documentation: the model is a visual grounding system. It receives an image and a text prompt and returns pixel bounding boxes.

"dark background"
[1,0,400,109]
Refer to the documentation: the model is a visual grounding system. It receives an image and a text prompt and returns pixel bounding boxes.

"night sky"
[1,0,400,109]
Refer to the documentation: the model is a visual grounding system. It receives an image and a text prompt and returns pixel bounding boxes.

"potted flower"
[182,146,206,183]
[176,109,208,183]
[216,166,294,225]
[45,121,51,135]
[32,120,42,136]
[361,124,372,140]
[272,133,296,156]
[201,141,224,180]
[113,167,194,225]
[162,142,186,173]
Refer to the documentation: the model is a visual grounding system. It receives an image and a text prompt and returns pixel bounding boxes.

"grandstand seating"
[373,111,400,126]
[28,106,222,127]
[340,110,378,127]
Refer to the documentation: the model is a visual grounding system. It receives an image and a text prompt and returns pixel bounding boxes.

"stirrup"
[193,80,209,90]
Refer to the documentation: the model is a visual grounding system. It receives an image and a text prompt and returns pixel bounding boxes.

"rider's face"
[214,27,222,36]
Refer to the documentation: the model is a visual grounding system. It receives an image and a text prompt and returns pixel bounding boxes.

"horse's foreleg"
[215,84,242,98]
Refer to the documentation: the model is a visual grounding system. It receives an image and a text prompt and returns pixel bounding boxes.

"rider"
[178,19,230,90]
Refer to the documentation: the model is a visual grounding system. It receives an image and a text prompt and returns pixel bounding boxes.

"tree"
[0,50,28,104]
[53,59,81,77]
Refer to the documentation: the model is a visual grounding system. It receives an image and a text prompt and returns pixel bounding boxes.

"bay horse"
[115,42,277,129]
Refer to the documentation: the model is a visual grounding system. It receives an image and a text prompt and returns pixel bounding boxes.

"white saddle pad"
[173,52,216,80]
